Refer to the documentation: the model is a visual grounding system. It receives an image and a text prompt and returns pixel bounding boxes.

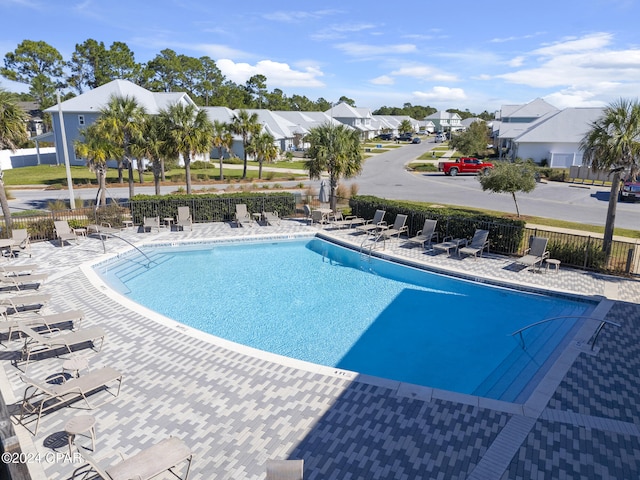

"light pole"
[56,91,75,209]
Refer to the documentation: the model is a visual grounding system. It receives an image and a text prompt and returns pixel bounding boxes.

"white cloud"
[508,56,525,67]
[370,75,394,85]
[262,9,340,22]
[533,32,612,56]
[414,86,467,102]
[334,42,416,57]
[390,65,458,82]
[217,59,325,88]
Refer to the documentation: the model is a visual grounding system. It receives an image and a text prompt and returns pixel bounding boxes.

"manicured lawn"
[3,164,307,187]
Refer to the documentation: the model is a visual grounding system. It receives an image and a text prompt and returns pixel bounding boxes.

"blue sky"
[2,0,640,113]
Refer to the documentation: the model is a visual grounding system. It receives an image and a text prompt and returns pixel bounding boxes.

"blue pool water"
[97,237,594,401]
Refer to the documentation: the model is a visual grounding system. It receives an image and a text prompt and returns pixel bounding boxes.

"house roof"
[514,107,603,143]
[326,102,361,118]
[44,79,195,115]
[502,98,558,120]
[425,110,462,121]
[202,106,237,124]
[243,109,301,140]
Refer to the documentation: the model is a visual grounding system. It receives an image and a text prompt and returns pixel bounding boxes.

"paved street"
[7,140,640,230]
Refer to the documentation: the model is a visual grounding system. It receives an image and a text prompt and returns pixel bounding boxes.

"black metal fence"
[2,195,639,276]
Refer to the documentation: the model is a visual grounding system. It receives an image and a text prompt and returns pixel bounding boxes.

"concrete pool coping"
[2,220,638,479]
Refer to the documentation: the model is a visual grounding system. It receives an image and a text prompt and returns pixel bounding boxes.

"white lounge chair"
[10,229,31,257]
[515,236,550,272]
[235,204,253,227]
[0,293,52,314]
[19,366,123,435]
[0,271,48,291]
[458,229,490,259]
[176,206,193,231]
[406,219,439,250]
[76,437,192,480]
[328,211,366,229]
[143,216,160,233]
[1,309,85,343]
[263,211,280,226]
[18,325,106,372]
[355,209,386,235]
[54,220,79,246]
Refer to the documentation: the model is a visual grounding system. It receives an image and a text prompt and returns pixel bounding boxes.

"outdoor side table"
[163,217,174,229]
[545,258,561,273]
[62,355,89,378]
[73,228,87,240]
[65,414,96,455]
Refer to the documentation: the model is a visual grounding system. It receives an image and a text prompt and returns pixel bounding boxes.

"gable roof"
[44,79,195,115]
[514,108,603,143]
[327,102,361,118]
[502,98,558,120]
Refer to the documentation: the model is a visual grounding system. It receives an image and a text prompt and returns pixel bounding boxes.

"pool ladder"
[360,232,385,260]
[510,316,621,352]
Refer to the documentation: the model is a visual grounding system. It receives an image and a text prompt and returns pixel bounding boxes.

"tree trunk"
[153,160,161,195]
[127,160,135,198]
[242,136,248,179]
[0,179,13,233]
[161,158,166,182]
[218,147,224,181]
[329,173,338,212]
[258,157,263,180]
[511,192,520,217]
[138,160,145,183]
[603,171,622,259]
[185,152,192,194]
[117,160,124,183]
[98,168,107,206]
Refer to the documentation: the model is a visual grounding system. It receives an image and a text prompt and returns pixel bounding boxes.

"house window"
[78,115,85,126]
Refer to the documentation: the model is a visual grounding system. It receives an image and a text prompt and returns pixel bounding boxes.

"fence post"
[584,236,591,269]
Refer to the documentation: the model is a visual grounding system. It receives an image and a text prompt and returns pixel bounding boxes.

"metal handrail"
[510,316,621,351]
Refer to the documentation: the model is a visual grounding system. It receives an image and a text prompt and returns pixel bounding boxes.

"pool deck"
[2,220,639,479]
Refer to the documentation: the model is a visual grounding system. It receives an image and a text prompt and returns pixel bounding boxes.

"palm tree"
[75,121,122,205]
[306,123,363,211]
[99,95,147,198]
[0,89,28,230]
[211,120,233,181]
[399,119,413,134]
[230,109,260,178]
[580,98,640,258]
[131,116,171,195]
[158,102,213,194]
[252,131,278,179]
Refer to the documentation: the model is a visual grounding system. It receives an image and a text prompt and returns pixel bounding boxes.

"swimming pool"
[97,237,594,402]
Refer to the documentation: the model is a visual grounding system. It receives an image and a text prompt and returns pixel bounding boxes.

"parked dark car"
[411,137,421,144]
[376,133,394,141]
[395,133,414,142]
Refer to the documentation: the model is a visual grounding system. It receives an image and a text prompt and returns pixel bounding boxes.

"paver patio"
[1,220,638,479]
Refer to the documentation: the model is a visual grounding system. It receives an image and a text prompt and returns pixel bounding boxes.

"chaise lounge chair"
[175,206,193,231]
[377,214,408,240]
[143,216,160,233]
[1,309,85,344]
[327,211,366,229]
[17,325,106,373]
[0,271,48,291]
[355,209,386,235]
[263,211,280,226]
[19,366,123,435]
[235,204,253,227]
[76,437,192,480]
[458,229,490,260]
[514,236,550,272]
[54,220,79,246]
[0,264,39,275]
[266,459,304,480]
[0,293,52,314]
[406,219,439,250]
[10,229,32,257]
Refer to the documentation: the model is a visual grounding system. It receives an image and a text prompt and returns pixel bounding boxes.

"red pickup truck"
[438,157,494,176]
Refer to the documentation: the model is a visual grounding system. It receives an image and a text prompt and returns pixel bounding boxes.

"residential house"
[327,103,375,140]
[510,108,603,167]
[44,79,196,167]
[424,111,463,133]
[494,98,558,158]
